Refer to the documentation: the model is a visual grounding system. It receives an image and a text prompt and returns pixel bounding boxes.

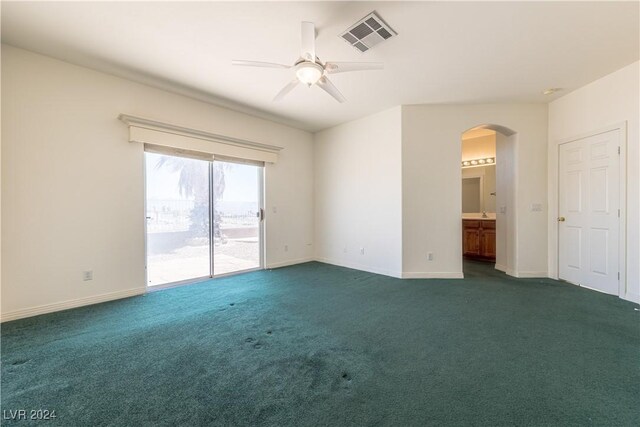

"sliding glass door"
[145,152,263,287]
[213,161,262,275]
[145,153,211,286]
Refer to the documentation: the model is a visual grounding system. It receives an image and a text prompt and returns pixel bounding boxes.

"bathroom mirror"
[461,165,496,213]
[462,177,482,213]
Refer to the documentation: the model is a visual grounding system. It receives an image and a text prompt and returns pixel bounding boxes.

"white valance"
[118,114,282,163]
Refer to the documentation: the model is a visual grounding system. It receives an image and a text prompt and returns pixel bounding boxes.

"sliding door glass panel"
[213,161,262,275]
[145,152,211,286]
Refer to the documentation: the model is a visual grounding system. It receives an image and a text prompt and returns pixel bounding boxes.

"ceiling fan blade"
[317,76,346,103]
[273,79,300,101]
[232,60,290,69]
[301,21,316,62]
[324,62,384,74]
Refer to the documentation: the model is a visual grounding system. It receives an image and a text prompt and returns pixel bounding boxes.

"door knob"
[558,216,566,222]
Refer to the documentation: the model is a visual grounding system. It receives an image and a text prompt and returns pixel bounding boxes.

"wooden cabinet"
[480,227,496,259]
[462,220,481,256]
[463,219,496,261]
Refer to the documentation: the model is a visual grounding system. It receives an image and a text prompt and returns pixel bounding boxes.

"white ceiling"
[2,1,638,132]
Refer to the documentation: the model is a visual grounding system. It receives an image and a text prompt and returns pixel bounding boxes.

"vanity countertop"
[462,213,496,220]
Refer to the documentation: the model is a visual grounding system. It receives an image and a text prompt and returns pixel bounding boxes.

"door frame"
[554,122,627,298]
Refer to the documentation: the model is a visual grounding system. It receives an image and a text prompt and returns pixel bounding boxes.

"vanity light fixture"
[461,157,496,168]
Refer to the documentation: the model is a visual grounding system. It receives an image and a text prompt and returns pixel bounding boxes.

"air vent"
[340,12,397,53]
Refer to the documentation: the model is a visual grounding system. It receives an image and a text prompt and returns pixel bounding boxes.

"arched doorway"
[461,124,517,277]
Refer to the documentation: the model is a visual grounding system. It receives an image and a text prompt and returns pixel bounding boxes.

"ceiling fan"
[232,22,383,103]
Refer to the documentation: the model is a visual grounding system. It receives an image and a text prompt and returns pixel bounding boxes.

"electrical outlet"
[284,245,289,252]
[360,247,365,255]
[272,206,277,213]
[531,203,543,212]
[343,246,347,253]
[427,252,434,261]
[83,270,93,281]
[499,206,507,214]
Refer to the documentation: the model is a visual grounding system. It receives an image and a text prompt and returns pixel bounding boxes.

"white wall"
[401,104,548,278]
[314,107,403,277]
[1,45,314,320]
[548,61,639,303]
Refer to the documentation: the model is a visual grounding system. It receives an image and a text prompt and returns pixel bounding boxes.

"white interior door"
[558,129,620,295]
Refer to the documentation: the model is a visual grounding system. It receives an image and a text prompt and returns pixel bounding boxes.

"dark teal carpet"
[2,261,639,426]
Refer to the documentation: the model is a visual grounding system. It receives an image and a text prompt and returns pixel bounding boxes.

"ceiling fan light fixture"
[296,62,323,86]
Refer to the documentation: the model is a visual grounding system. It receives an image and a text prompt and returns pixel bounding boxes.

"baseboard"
[495,264,518,277]
[401,272,464,279]
[623,292,640,304]
[495,264,507,273]
[266,257,315,269]
[313,258,464,279]
[1,287,145,323]
[499,266,519,277]
[314,257,402,279]
[513,271,548,278]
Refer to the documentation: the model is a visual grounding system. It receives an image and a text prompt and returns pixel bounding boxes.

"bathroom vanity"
[462,218,496,261]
